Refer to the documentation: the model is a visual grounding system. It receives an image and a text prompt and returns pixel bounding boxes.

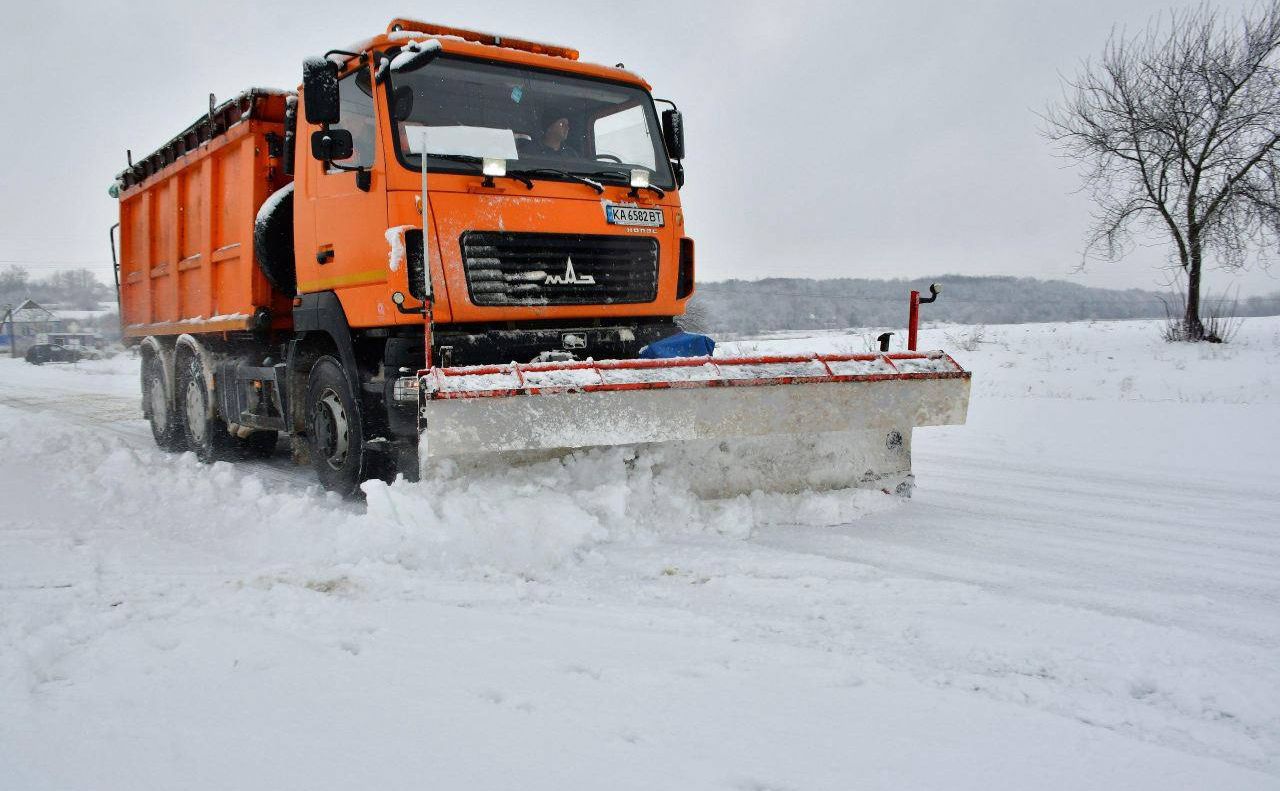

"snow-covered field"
[1,318,1278,790]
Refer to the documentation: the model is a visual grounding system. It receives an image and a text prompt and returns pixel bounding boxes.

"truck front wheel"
[305,356,366,496]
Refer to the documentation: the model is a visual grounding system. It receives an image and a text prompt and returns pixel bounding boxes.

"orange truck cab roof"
[347,18,653,90]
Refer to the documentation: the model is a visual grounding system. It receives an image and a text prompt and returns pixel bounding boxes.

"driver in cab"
[531,115,580,158]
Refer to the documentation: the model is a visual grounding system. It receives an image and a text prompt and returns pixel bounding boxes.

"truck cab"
[291,19,693,368]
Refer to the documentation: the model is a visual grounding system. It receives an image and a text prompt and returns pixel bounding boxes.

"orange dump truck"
[114,19,970,496]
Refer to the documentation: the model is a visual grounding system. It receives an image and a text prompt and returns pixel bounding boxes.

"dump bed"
[116,90,293,337]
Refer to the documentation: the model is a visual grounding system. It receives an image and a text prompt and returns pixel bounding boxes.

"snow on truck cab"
[112,18,970,497]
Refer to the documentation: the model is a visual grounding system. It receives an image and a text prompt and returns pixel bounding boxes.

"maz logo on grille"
[544,257,595,286]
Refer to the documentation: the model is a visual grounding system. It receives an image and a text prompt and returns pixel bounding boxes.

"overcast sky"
[3,0,1277,295]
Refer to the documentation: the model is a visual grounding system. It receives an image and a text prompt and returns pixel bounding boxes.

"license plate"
[605,204,664,227]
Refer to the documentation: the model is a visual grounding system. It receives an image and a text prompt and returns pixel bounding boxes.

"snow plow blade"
[418,352,970,497]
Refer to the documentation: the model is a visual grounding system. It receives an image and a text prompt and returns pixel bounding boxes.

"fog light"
[629,168,650,189]
[483,157,507,178]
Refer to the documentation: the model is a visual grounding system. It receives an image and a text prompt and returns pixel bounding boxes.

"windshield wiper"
[419,153,482,167]
[515,167,605,194]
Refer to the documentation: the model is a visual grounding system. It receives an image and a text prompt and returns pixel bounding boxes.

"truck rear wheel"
[144,356,184,451]
[305,356,366,496]
[181,355,233,463]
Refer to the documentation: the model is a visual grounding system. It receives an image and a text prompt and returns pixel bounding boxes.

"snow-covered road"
[2,319,1278,789]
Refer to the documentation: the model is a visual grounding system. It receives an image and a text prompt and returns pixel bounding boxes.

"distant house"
[1,299,67,355]
[52,303,118,333]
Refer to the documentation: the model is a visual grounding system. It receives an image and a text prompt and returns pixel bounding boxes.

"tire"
[305,355,366,496]
[180,354,232,463]
[254,183,295,294]
[234,430,279,459]
[144,355,184,451]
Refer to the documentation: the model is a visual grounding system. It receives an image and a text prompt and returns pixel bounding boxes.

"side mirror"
[311,128,353,162]
[302,56,341,125]
[392,85,415,121]
[392,40,442,74]
[670,160,686,189]
[662,109,685,161]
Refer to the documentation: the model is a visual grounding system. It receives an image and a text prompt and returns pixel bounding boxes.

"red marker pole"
[907,290,921,351]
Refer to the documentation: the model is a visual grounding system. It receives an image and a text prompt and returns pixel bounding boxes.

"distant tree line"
[0,266,114,311]
[682,276,1280,336]
[6,264,1278,341]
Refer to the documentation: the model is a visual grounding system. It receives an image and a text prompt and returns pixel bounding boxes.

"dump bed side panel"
[118,94,292,336]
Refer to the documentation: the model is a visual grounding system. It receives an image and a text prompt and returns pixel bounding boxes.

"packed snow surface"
[1,319,1279,789]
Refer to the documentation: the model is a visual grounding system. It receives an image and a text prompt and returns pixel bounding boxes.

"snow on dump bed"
[428,352,965,395]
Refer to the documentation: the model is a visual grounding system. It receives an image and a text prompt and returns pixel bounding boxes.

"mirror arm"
[324,49,366,65]
[327,160,372,192]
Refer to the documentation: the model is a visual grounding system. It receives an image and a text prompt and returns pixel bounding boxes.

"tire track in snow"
[925,447,1280,529]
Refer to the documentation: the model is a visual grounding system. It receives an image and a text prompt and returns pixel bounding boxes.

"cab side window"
[329,67,376,171]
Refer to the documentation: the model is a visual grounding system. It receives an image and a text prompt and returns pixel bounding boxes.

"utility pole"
[1,305,14,358]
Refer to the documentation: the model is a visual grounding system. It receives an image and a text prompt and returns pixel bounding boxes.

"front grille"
[405,229,426,300]
[460,232,659,306]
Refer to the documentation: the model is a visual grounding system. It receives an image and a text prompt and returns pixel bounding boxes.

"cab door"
[298,64,390,327]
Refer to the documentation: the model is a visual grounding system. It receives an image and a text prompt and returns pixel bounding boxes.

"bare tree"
[53,269,107,309]
[1045,1,1280,341]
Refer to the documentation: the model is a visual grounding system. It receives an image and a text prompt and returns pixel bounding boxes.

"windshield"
[388,55,676,189]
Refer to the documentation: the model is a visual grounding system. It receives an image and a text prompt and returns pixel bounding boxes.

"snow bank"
[0,397,895,585]
[364,446,897,571]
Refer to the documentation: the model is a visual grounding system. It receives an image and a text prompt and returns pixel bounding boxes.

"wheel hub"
[315,389,350,470]
[185,379,207,443]
[149,375,168,428]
